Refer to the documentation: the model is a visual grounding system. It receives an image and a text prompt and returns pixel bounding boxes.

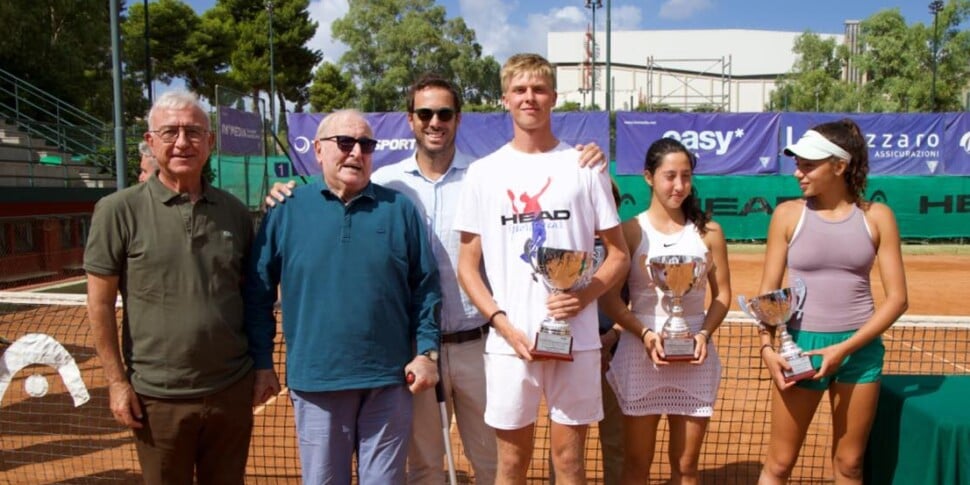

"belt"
[440,324,489,345]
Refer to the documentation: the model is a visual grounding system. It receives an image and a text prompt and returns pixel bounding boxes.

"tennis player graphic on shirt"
[509,177,552,263]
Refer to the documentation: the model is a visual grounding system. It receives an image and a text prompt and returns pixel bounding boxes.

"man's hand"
[107,381,143,429]
[546,292,586,321]
[575,143,608,172]
[253,369,282,406]
[490,312,534,361]
[404,355,439,394]
[264,180,296,208]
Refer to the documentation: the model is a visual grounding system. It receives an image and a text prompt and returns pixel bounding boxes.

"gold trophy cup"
[530,247,595,361]
[647,255,708,361]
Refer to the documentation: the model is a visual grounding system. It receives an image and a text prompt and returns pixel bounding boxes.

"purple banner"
[943,113,970,175]
[286,112,414,175]
[286,112,610,176]
[615,112,780,175]
[779,113,945,175]
[217,106,263,155]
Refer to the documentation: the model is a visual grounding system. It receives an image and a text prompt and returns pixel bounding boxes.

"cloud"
[611,5,644,30]
[658,0,713,20]
[457,0,516,62]
[458,0,644,64]
[307,0,350,64]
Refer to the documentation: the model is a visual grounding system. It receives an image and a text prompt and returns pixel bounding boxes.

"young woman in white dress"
[602,137,732,484]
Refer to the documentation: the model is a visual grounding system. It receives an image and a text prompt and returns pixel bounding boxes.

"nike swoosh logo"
[663,242,676,247]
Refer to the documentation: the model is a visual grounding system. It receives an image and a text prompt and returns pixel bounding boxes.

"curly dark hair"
[811,118,869,206]
[643,137,710,235]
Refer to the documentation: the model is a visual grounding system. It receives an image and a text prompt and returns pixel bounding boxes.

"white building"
[547,28,847,113]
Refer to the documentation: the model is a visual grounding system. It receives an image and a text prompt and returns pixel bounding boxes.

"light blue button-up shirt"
[372,150,483,333]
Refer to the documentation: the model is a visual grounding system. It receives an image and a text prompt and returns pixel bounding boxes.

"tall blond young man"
[454,54,630,485]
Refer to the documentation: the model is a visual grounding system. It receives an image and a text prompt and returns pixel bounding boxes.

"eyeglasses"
[413,108,456,123]
[320,135,378,154]
[149,125,209,144]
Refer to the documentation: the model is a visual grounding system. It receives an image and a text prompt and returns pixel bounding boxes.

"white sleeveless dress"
[606,213,722,417]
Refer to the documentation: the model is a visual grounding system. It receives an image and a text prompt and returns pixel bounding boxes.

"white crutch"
[434,379,458,485]
[407,368,458,485]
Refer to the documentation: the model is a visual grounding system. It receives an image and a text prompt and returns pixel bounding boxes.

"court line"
[253,386,289,415]
[882,333,969,372]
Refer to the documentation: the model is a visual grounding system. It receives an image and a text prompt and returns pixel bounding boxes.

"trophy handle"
[792,277,808,315]
[737,295,753,320]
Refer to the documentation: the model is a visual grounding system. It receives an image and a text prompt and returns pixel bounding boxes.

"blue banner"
[286,112,414,175]
[217,106,263,155]
[286,112,610,176]
[615,112,780,175]
[778,113,944,175]
[943,113,970,175]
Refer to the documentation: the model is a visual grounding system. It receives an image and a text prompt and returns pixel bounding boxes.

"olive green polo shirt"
[84,174,254,398]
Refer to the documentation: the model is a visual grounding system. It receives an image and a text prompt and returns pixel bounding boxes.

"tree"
[331,0,501,111]
[768,32,847,112]
[770,3,970,113]
[309,62,357,112]
[220,0,321,114]
[0,0,135,121]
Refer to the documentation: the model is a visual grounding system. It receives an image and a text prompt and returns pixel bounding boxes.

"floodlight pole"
[929,0,944,112]
[267,1,277,136]
[605,0,611,112]
[110,0,127,189]
[585,0,602,110]
[144,0,152,104]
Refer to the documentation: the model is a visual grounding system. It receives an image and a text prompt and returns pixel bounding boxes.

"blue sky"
[181,0,938,65]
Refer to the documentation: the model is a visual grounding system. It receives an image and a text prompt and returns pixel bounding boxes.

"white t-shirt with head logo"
[454,142,620,355]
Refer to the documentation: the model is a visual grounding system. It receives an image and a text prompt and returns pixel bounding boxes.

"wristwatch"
[421,349,439,363]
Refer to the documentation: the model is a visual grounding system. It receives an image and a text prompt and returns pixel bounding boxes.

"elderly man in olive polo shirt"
[85,90,261,484]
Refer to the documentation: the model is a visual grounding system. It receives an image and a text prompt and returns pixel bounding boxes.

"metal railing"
[0,67,109,160]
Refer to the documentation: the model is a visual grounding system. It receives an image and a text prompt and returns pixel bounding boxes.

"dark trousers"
[133,370,255,485]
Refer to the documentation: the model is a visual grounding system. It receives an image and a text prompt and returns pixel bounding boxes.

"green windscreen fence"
[213,155,969,241]
[613,174,969,240]
[213,155,298,209]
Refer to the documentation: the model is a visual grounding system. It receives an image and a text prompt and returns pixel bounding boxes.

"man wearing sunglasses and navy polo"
[245,109,443,484]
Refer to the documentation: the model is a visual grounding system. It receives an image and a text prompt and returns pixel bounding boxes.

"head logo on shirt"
[499,177,571,263]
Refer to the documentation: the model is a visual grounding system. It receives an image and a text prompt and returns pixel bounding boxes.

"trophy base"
[662,336,696,361]
[533,332,574,361]
[783,355,816,382]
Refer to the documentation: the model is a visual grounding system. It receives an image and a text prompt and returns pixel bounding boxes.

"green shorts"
[788,328,884,391]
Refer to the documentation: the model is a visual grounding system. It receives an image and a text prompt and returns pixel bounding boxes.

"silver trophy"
[737,278,815,382]
[530,247,595,361]
[647,255,708,361]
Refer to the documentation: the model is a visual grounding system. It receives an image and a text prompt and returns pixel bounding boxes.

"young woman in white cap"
[601,137,732,484]
[756,119,908,485]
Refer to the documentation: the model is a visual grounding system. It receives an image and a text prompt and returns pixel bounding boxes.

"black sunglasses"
[413,108,456,122]
[320,135,378,154]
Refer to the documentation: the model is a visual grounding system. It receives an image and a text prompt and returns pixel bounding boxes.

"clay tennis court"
[0,247,967,483]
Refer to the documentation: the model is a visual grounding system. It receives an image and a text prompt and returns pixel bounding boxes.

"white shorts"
[483,351,603,430]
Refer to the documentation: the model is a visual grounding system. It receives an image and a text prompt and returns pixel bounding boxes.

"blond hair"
[501,53,556,92]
